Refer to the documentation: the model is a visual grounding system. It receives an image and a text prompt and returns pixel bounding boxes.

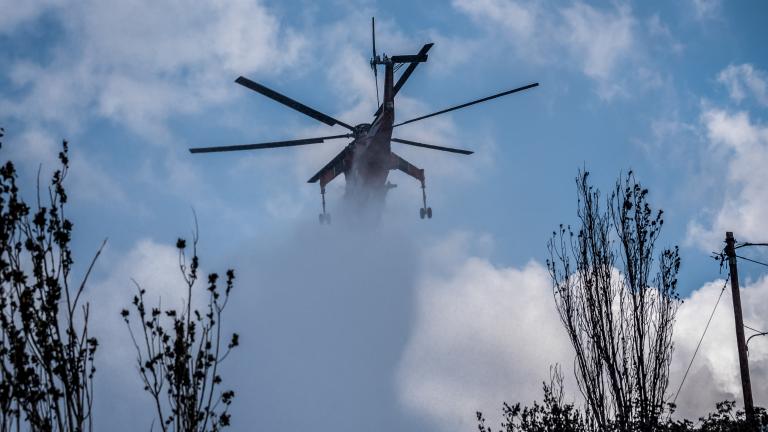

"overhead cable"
[672,274,730,405]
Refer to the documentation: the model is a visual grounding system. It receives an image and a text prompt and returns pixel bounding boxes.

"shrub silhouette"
[121,231,239,432]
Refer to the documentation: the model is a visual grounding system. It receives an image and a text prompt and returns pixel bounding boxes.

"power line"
[747,331,768,350]
[735,254,768,268]
[672,274,730,405]
[735,242,768,249]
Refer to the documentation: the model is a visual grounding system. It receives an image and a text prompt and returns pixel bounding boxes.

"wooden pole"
[724,232,756,429]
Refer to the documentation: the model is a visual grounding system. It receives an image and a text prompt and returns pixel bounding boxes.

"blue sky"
[2,0,768,430]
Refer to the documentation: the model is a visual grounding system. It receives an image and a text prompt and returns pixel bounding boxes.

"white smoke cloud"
[81,220,429,431]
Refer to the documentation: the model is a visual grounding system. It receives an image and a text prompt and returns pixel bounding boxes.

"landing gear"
[419,178,432,219]
[319,185,331,224]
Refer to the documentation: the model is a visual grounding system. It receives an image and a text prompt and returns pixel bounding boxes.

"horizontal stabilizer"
[373,43,434,118]
[308,146,350,185]
[390,152,425,182]
[391,54,428,63]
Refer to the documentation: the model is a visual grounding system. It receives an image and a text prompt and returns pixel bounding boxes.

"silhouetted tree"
[121,230,239,432]
[547,170,681,431]
[0,130,101,432]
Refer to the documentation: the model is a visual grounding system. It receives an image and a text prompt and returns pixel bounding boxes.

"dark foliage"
[0,131,101,432]
[121,230,239,432]
[477,366,591,432]
[695,401,767,432]
[478,396,767,432]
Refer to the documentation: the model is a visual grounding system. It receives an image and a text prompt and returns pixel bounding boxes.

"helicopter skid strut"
[419,179,432,220]
[319,185,331,224]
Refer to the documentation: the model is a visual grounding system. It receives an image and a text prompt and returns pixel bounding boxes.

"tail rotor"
[370,17,380,107]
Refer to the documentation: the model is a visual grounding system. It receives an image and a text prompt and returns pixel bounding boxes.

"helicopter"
[189,18,538,224]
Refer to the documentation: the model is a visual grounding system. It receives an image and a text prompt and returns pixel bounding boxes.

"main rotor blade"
[372,17,380,107]
[373,43,434,117]
[394,82,539,128]
[235,76,354,131]
[391,137,473,155]
[189,134,352,154]
[371,17,377,61]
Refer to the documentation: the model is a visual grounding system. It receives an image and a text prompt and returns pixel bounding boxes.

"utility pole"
[724,232,756,429]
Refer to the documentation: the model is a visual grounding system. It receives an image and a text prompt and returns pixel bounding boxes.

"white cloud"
[687,108,768,250]
[647,14,685,55]
[560,3,633,82]
[0,0,59,33]
[0,0,312,220]
[690,0,721,20]
[0,0,306,139]
[671,275,768,418]
[453,0,538,43]
[452,0,638,100]
[398,233,574,432]
[2,128,130,208]
[718,64,768,106]
[10,127,59,168]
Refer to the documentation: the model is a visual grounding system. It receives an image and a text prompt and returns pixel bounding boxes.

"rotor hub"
[354,123,371,137]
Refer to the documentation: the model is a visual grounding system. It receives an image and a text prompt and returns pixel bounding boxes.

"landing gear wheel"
[319,213,325,224]
[419,208,426,219]
[319,213,331,224]
[426,207,432,219]
[326,213,331,224]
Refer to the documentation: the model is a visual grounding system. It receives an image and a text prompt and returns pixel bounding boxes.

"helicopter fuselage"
[320,61,398,205]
